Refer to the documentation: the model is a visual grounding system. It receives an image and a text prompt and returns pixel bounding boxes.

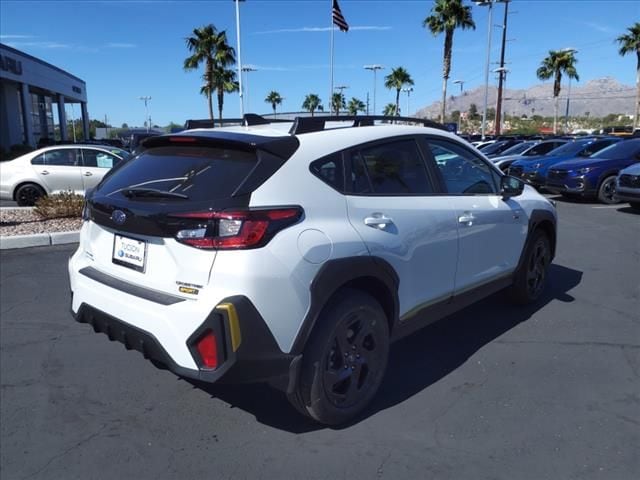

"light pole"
[493,67,509,134]
[364,64,384,115]
[242,65,257,113]
[453,79,465,93]
[475,1,506,139]
[139,96,151,132]
[402,87,414,116]
[562,48,578,133]
[233,0,246,117]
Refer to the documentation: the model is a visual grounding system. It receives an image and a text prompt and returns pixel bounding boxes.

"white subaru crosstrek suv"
[69,115,557,425]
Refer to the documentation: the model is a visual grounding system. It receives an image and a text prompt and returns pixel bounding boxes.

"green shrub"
[34,191,84,219]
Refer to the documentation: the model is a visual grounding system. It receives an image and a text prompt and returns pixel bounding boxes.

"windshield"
[108,147,132,160]
[545,139,592,156]
[500,141,537,156]
[590,139,640,159]
[481,141,509,155]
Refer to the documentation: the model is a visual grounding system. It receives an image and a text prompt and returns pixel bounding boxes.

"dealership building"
[0,43,90,151]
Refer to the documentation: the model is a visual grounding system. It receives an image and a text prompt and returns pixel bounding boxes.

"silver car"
[0,144,131,205]
[615,162,640,211]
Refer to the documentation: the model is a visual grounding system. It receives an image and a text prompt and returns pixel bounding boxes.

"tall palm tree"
[382,103,398,117]
[616,22,640,130]
[536,49,579,134]
[331,93,346,115]
[184,25,236,122]
[423,0,475,123]
[347,97,366,115]
[384,67,414,116]
[265,91,283,117]
[302,94,322,117]
[208,69,239,127]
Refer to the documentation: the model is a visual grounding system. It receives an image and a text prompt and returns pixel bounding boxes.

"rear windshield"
[546,140,591,156]
[500,141,536,156]
[97,146,258,201]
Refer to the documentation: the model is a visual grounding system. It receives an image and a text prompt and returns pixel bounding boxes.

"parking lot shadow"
[616,206,640,215]
[188,263,582,433]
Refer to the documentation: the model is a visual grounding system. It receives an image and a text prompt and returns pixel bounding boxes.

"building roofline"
[0,43,86,85]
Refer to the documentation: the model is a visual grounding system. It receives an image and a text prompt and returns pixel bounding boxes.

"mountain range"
[415,77,635,119]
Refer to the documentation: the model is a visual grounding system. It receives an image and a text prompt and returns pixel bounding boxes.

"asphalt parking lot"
[1,197,638,480]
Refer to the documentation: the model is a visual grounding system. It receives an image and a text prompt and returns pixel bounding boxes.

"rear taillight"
[171,207,303,250]
[195,331,218,369]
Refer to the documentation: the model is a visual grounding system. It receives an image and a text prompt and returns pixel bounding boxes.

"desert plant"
[33,191,84,219]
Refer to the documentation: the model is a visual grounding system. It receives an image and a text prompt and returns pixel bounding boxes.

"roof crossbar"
[287,115,448,135]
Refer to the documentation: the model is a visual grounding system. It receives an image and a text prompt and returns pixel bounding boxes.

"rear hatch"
[82,133,299,299]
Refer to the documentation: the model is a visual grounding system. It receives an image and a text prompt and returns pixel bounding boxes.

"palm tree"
[184,25,236,122]
[302,94,322,117]
[208,69,239,127]
[347,97,366,115]
[536,49,579,134]
[265,91,283,117]
[384,67,414,116]
[423,0,475,123]
[382,103,398,117]
[616,22,640,130]
[331,93,346,115]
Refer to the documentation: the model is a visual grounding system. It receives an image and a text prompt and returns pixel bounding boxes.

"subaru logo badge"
[111,210,126,225]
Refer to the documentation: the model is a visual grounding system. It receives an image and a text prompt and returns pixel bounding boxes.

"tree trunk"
[208,93,214,122]
[207,61,214,121]
[553,95,559,134]
[395,89,401,116]
[635,52,639,131]
[217,89,224,127]
[441,30,453,124]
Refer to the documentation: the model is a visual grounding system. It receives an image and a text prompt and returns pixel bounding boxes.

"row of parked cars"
[472,136,640,210]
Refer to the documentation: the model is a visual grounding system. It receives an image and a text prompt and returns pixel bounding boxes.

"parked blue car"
[508,137,621,189]
[545,138,640,203]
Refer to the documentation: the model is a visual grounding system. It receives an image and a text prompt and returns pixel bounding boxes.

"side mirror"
[501,175,525,199]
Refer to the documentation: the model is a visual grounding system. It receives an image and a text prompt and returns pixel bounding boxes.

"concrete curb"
[0,231,80,250]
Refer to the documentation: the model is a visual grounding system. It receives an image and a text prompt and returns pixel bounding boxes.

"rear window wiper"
[122,188,189,199]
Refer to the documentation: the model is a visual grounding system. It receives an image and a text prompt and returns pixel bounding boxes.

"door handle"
[364,213,394,230]
[83,172,93,176]
[458,211,475,226]
[40,170,50,175]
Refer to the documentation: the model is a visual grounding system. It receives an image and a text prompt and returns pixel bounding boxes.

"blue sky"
[1,0,637,127]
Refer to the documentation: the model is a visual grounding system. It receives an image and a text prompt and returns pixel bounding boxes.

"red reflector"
[169,136,198,143]
[196,331,218,369]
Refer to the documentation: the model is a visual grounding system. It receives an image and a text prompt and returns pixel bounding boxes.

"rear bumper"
[71,295,295,384]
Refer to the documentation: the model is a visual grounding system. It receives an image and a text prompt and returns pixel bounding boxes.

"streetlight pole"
[493,0,509,136]
[402,87,414,116]
[364,65,384,115]
[453,79,465,93]
[233,0,245,118]
[242,65,257,114]
[139,96,151,132]
[475,0,500,139]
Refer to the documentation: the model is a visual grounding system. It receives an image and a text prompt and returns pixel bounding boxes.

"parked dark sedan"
[545,139,640,204]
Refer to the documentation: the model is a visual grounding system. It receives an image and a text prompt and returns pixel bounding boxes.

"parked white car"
[615,162,640,211]
[69,115,557,425]
[0,144,131,205]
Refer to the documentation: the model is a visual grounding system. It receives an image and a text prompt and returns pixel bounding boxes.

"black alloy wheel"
[598,176,619,205]
[15,183,45,206]
[509,231,551,305]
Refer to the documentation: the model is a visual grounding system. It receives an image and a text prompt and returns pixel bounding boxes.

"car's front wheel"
[15,183,45,206]
[597,175,619,204]
[289,289,389,425]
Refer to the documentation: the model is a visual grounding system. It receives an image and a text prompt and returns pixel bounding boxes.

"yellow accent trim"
[218,303,241,352]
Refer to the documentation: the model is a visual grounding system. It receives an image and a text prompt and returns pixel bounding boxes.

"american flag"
[332,0,349,32]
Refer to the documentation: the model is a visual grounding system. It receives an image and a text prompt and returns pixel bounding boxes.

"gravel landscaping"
[0,208,82,237]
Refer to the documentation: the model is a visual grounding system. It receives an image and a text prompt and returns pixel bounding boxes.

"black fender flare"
[515,208,557,273]
[289,256,399,355]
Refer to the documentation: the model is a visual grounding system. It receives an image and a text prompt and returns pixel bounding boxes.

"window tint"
[350,140,433,195]
[310,153,344,191]
[82,149,119,168]
[427,139,498,194]
[97,146,260,201]
[30,149,80,166]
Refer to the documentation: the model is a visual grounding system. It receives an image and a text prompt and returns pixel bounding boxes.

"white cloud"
[0,34,35,40]
[4,41,71,49]
[582,22,614,34]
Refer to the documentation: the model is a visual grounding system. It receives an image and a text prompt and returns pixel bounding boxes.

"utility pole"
[364,65,384,115]
[494,0,509,136]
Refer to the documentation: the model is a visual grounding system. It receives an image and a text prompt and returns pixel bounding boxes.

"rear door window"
[97,146,260,201]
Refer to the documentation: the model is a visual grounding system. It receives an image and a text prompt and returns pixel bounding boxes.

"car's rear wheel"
[289,289,389,425]
[597,175,619,204]
[15,183,45,206]
[509,230,551,305]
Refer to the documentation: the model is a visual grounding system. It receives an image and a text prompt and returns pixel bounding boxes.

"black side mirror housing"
[501,175,525,199]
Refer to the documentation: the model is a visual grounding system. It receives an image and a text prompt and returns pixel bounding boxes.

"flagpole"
[330,0,335,113]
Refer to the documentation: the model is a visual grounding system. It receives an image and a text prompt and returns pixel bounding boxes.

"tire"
[289,289,390,425]
[629,202,640,212]
[15,183,45,206]
[509,230,551,305]
[597,175,619,204]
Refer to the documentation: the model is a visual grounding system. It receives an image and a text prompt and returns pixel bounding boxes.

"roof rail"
[287,115,448,135]
[242,113,292,126]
